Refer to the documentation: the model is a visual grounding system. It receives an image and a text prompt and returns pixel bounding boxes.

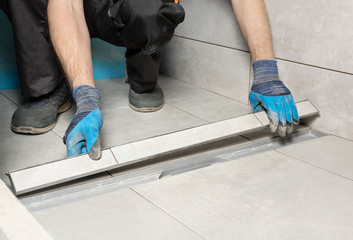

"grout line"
[109,148,120,164]
[274,150,353,183]
[164,103,211,123]
[0,91,20,107]
[174,36,353,76]
[253,113,265,126]
[130,188,208,240]
[174,35,250,54]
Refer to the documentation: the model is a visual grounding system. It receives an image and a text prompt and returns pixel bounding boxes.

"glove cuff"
[252,60,280,85]
[73,85,101,114]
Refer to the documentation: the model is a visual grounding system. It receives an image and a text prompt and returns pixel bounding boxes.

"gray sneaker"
[11,81,72,134]
[128,85,164,112]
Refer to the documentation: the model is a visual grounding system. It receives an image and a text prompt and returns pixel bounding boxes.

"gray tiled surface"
[277,135,353,181]
[161,37,251,104]
[0,126,66,186]
[0,180,53,240]
[277,60,353,140]
[1,75,254,188]
[101,104,207,148]
[0,93,17,127]
[31,188,204,240]
[132,150,353,240]
[169,94,252,122]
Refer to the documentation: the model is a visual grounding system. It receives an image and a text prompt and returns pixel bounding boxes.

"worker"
[0,0,72,134]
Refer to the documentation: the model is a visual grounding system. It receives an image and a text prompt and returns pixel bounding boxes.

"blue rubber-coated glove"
[63,85,103,160]
[249,60,299,137]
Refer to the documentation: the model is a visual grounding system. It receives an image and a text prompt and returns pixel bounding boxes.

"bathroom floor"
[1,76,353,239]
[0,75,253,187]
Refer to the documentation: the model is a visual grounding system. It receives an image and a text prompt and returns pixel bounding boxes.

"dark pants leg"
[84,0,160,93]
[1,0,64,98]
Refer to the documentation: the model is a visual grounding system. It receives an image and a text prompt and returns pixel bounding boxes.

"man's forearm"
[231,0,275,61]
[48,0,95,90]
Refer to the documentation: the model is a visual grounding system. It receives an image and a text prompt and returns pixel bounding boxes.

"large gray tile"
[95,78,130,111]
[9,150,118,195]
[266,0,353,73]
[169,94,252,122]
[0,180,53,240]
[0,93,17,127]
[158,75,214,102]
[0,127,66,186]
[161,37,251,104]
[175,0,248,51]
[0,88,23,106]
[101,104,207,148]
[30,188,204,240]
[277,135,353,181]
[51,106,76,138]
[133,150,353,240]
[276,59,353,140]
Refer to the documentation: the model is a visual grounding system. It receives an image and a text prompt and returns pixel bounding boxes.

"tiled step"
[8,100,318,195]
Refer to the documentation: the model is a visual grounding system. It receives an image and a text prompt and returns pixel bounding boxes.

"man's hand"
[249,60,299,137]
[63,85,103,160]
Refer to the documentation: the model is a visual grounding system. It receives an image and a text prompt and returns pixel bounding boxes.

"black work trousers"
[0,0,160,98]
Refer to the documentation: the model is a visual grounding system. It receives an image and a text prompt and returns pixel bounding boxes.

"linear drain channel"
[21,129,327,210]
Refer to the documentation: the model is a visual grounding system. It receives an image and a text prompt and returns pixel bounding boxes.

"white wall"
[161,0,353,140]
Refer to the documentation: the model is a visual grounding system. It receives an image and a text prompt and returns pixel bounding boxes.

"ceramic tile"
[101,104,207,148]
[0,88,23,105]
[95,78,130,111]
[161,37,251,104]
[277,135,353,181]
[276,60,353,140]
[9,150,118,195]
[0,93,17,127]
[30,188,204,240]
[0,180,53,240]
[133,150,353,240]
[51,106,76,138]
[111,114,262,164]
[168,94,252,122]
[175,0,248,51]
[0,126,66,187]
[158,75,214,102]
[266,0,353,73]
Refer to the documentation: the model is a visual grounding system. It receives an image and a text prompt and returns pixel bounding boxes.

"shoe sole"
[129,102,164,112]
[11,100,72,135]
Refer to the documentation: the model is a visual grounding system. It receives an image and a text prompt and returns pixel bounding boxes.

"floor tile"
[9,150,118,195]
[132,150,353,240]
[0,180,53,240]
[276,135,353,180]
[30,188,204,240]
[158,75,214,102]
[101,104,207,148]
[95,78,130,111]
[168,93,252,122]
[161,37,251,104]
[0,93,17,127]
[0,126,66,187]
[51,106,76,138]
[0,88,23,105]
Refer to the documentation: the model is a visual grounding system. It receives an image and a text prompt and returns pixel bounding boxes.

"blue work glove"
[249,60,299,137]
[63,85,103,160]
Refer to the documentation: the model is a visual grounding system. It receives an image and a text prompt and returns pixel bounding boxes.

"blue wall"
[0,11,126,90]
